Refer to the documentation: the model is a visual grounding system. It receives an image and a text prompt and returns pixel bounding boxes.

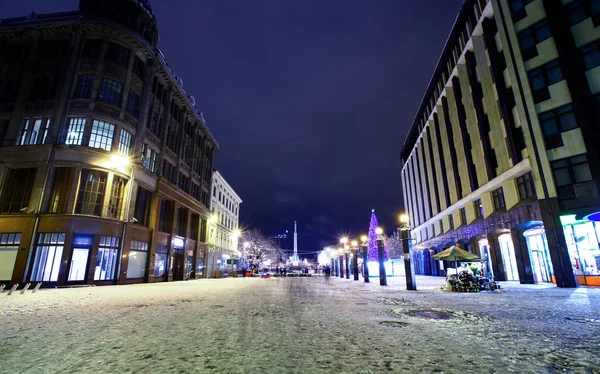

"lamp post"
[340,237,350,279]
[376,227,387,286]
[398,213,416,291]
[350,240,359,281]
[360,235,369,282]
[338,248,344,278]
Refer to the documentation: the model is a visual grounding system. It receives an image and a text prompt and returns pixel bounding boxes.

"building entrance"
[498,234,519,281]
[524,229,553,283]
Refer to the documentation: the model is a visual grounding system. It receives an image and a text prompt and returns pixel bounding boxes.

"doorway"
[525,229,553,283]
[498,234,519,281]
[67,234,93,284]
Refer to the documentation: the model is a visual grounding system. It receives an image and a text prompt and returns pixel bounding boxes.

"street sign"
[226,259,238,265]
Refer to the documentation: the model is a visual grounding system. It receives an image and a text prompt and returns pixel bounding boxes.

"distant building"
[400,0,600,287]
[0,0,217,287]
[206,170,242,277]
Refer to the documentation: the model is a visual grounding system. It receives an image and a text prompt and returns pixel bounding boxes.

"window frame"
[98,77,124,107]
[89,120,115,151]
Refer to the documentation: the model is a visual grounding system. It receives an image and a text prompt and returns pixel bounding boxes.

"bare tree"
[238,229,282,269]
[385,234,404,260]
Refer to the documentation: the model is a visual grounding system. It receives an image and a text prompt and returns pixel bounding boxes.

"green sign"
[226,259,238,265]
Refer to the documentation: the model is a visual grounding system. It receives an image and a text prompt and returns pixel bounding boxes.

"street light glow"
[340,237,348,244]
[233,229,241,237]
[399,214,409,224]
[376,227,383,235]
[360,235,368,242]
[208,214,218,224]
[351,240,358,247]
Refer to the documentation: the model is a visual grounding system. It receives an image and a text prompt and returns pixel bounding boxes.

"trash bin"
[215,270,221,278]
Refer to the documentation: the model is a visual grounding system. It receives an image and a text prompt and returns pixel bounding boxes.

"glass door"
[68,247,90,282]
[498,234,519,281]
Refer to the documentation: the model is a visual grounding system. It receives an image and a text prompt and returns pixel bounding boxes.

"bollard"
[7,284,18,296]
[32,282,42,293]
[20,282,31,294]
[0,284,5,293]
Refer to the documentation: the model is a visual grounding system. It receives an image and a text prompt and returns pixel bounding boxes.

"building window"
[118,129,132,155]
[517,172,536,201]
[107,176,126,219]
[552,154,593,200]
[509,0,534,22]
[460,207,467,226]
[81,39,102,58]
[18,118,45,145]
[98,77,123,107]
[0,168,36,214]
[48,167,75,213]
[163,160,176,183]
[94,236,119,281]
[200,218,207,242]
[65,117,86,146]
[492,188,506,211]
[147,113,160,136]
[538,104,578,149]
[31,233,66,282]
[154,245,168,278]
[527,60,564,103]
[75,169,107,216]
[581,40,600,70]
[127,241,148,279]
[176,207,188,237]
[105,42,130,67]
[73,74,95,99]
[132,56,144,78]
[178,172,189,192]
[89,120,115,151]
[0,232,21,280]
[568,0,600,26]
[190,213,200,241]
[158,199,172,232]
[448,215,454,231]
[126,89,141,117]
[518,19,551,60]
[142,144,158,173]
[475,199,483,218]
[133,186,152,227]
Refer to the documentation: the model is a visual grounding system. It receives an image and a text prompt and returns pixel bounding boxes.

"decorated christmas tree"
[368,209,388,261]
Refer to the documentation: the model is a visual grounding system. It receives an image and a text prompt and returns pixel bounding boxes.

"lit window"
[65,117,86,146]
[127,240,148,279]
[118,128,132,155]
[0,232,21,280]
[141,144,158,173]
[30,232,66,282]
[18,119,44,145]
[94,236,120,281]
[89,120,115,151]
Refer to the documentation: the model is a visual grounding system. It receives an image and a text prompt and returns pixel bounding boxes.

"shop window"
[81,39,102,58]
[0,233,21,280]
[568,0,600,26]
[105,42,130,67]
[539,104,578,149]
[98,77,123,107]
[141,144,158,173]
[133,186,152,227]
[158,199,172,232]
[18,118,50,146]
[48,167,75,213]
[118,128,132,156]
[30,232,66,282]
[127,240,148,279]
[65,117,86,146]
[126,89,141,117]
[89,120,115,151]
[154,245,168,277]
[73,74,95,99]
[564,222,600,282]
[75,169,107,216]
[107,176,126,219]
[518,19,551,61]
[94,236,119,281]
[517,172,536,201]
[492,188,506,211]
[0,168,37,214]
[527,60,564,103]
[552,154,593,200]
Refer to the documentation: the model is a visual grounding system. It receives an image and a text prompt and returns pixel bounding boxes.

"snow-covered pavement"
[1,276,599,373]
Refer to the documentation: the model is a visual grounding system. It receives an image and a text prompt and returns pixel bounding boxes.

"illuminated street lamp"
[398,213,416,290]
[350,240,359,281]
[337,248,344,278]
[360,235,369,282]
[376,227,387,286]
[340,237,350,279]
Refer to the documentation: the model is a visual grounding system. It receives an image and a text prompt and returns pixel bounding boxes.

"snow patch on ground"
[1,276,599,373]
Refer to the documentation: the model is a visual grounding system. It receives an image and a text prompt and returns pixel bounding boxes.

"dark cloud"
[1,0,464,256]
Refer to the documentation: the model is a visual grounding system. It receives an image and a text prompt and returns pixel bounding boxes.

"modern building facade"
[0,0,218,288]
[400,0,600,287]
[206,170,242,278]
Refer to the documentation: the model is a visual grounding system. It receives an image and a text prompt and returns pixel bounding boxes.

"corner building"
[0,0,218,287]
[400,0,600,287]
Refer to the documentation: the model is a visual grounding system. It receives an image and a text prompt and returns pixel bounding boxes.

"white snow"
[1,276,599,373]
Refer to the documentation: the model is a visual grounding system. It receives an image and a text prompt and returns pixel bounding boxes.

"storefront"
[560,215,600,286]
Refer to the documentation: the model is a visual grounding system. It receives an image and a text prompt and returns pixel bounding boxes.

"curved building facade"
[0,0,217,287]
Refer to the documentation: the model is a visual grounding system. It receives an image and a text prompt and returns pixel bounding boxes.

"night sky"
[1,0,463,256]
